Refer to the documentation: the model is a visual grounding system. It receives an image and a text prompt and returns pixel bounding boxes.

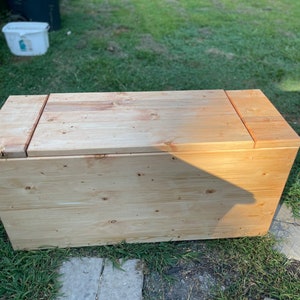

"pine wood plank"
[27,116,253,156]
[226,90,300,148]
[1,147,297,249]
[47,90,227,104]
[0,207,269,250]
[0,95,48,158]
[27,90,253,156]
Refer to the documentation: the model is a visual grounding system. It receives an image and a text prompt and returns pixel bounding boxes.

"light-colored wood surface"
[1,147,298,249]
[0,90,299,250]
[226,90,300,148]
[0,95,48,158]
[27,90,254,156]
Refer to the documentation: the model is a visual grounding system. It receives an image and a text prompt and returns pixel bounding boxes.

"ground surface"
[143,242,222,300]
[0,1,300,299]
[143,240,300,300]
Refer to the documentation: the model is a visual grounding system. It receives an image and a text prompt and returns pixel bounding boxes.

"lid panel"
[0,95,48,158]
[27,90,254,156]
[226,90,300,148]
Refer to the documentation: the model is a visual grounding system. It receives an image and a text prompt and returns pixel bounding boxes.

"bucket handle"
[18,25,50,37]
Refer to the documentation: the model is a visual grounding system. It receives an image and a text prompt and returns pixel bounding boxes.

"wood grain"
[226,90,300,148]
[1,147,297,249]
[27,90,253,156]
[0,95,48,158]
[0,90,299,250]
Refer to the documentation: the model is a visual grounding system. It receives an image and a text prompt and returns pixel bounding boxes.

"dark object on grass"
[7,0,61,31]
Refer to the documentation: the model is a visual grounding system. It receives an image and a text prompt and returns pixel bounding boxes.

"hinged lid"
[27,90,254,157]
[226,90,300,148]
[0,95,48,158]
[1,90,299,158]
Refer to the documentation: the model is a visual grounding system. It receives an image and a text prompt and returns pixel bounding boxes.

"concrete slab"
[57,257,104,300]
[270,203,300,261]
[273,203,297,223]
[97,259,144,300]
[57,258,143,300]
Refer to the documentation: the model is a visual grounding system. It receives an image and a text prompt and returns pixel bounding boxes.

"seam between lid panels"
[25,94,50,157]
[224,90,257,148]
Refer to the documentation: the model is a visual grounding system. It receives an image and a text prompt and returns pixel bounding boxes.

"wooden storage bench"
[0,90,299,250]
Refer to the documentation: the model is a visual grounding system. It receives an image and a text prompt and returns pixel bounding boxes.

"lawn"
[0,0,300,299]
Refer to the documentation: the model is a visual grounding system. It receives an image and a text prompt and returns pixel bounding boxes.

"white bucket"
[2,22,50,56]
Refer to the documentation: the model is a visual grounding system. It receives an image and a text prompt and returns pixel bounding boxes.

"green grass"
[0,0,300,299]
[0,225,67,299]
[207,236,300,299]
[0,223,195,299]
[283,153,300,218]
[2,225,300,299]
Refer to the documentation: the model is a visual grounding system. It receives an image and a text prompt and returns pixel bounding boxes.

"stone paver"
[57,258,143,300]
[270,203,300,260]
[57,257,104,300]
[97,259,144,300]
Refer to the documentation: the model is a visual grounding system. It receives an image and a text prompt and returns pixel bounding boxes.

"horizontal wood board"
[27,90,254,156]
[0,147,298,249]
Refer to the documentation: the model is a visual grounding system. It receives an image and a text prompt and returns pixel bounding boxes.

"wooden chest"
[0,90,299,250]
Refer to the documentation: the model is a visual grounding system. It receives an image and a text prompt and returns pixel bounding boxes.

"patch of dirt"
[135,34,168,55]
[165,0,180,4]
[113,25,131,36]
[143,263,223,300]
[75,39,88,50]
[106,41,128,58]
[11,56,33,63]
[282,114,300,126]
[143,243,224,300]
[212,0,226,10]
[206,47,235,60]
[86,24,130,58]
[279,31,297,38]
[286,259,300,280]
[143,239,300,300]
[198,27,213,37]
[164,0,187,17]
[145,267,224,300]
